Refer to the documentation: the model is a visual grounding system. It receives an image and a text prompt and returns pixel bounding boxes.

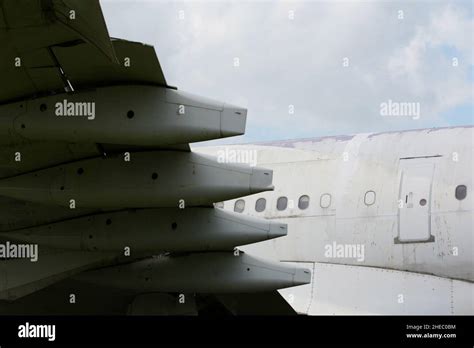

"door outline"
[394,157,438,244]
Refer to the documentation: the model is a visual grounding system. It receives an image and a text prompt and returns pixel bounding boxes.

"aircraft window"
[234,199,245,213]
[320,193,331,208]
[214,202,224,209]
[455,185,467,200]
[277,196,288,211]
[364,191,376,206]
[255,198,266,212]
[298,195,310,210]
[419,198,427,206]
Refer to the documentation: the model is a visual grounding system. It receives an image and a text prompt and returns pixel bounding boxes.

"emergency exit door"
[396,160,436,243]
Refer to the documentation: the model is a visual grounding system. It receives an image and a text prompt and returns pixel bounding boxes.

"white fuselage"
[196,126,474,315]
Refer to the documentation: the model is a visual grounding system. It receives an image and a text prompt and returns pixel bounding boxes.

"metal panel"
[0,248,117,301]
[278,262,315,315]
[53,39,168,89]
[308,263,473,315]
[0,0,123,104]
[396,161,435,243]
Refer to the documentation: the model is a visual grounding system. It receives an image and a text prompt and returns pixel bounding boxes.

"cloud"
[387,4,472,113]
[101,0,473,143]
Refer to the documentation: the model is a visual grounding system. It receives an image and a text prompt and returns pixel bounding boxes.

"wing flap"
[0,0,115,59]
[0,0,170,105]
[53,39,168,89]
[0,0,116,103]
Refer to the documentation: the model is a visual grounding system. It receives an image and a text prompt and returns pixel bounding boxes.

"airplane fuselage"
[196,126,474,314]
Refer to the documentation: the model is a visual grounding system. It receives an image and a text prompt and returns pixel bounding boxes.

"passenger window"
[320,193,331,208]
[298,195,310,210]
[234,199,245,213]
[364,191,376,206]
[455,185,467,200]
[255,198,266,212]
[277,196,288,211]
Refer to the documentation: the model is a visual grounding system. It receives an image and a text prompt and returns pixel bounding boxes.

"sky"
[101,0,473,144]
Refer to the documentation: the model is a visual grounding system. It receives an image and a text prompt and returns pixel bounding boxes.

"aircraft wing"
[0,0,180,300]
[0,0,184,181]
[0,0,305,313]
[0,0,169,105]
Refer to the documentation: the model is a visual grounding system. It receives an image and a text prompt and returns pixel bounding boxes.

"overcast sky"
[101,0,473,144]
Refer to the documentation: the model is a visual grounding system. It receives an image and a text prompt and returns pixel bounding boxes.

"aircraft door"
[396,160,436,243]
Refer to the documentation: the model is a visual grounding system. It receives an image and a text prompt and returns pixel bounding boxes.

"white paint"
[196,126,474,314]
[279,263,473,315]
[398,160,435,242]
